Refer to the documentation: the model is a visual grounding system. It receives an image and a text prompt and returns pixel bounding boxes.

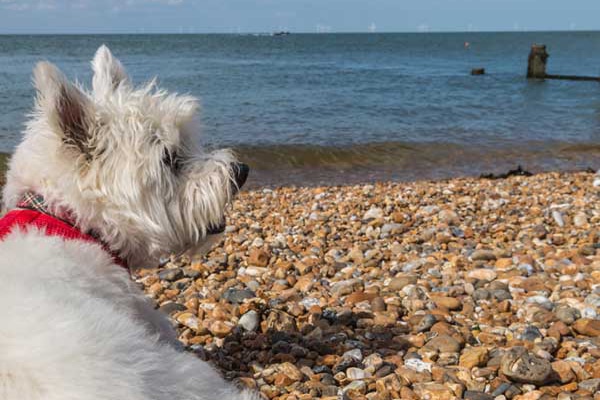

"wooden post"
[527,44,548,79]
[526,44,600,81]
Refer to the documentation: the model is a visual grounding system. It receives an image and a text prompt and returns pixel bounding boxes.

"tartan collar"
[17,192,77,228]
[16,191,127,268]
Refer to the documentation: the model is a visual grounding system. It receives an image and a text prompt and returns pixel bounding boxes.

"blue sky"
[0,0,599,34]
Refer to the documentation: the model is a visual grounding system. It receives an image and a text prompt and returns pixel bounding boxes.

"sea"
[1,32,600,187]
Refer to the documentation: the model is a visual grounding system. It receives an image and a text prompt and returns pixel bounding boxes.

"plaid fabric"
[4,191,127,268]
[16,192,46,212]
[16,192,76,227]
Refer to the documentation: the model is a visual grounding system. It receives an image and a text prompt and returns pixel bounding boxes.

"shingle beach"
[138,171,600,400]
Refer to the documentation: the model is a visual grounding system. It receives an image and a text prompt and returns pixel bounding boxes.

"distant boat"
[273,31,291,36]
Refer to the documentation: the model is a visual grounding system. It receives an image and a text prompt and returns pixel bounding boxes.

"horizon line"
[0,28,599,36]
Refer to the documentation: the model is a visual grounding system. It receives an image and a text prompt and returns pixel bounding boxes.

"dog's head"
[3,45,248,266]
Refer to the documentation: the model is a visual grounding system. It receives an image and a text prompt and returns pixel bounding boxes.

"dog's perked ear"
[91,45,129,100]
[33,61,95,158]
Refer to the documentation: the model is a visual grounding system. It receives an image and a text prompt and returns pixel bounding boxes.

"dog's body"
[0,46,257,400]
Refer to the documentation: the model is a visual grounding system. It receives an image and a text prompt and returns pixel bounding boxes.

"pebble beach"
[137,171,600,400]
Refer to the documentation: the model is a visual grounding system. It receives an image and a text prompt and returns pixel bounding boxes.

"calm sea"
[1,32,600,186]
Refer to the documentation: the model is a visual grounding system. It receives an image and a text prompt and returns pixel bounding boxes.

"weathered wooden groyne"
[527,44,600,82]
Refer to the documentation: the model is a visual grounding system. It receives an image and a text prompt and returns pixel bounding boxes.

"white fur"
[3,45,237,267]
[0,46,259,400]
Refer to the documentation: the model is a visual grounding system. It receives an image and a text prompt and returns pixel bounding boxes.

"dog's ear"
[33,61,95,157]
[91,45,129,99]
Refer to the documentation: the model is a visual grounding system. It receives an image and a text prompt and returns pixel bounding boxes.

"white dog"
[0,46,258,400]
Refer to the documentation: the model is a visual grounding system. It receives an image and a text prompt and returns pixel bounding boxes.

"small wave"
[233,140,600,170]
[232,140,600,187]
[232,142,423,169]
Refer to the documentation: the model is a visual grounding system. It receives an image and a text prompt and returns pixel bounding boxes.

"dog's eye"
[162,148,183,173]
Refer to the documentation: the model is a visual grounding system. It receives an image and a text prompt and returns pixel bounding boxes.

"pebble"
[459,347,489,369]
[423,334,462,353]
[209,321,233,338]
[222,288,256,304]
[464,391,494,400]
[471,250,497,261]
[500,347,555,386]
[388,274,418,290]
[468,268,497,281]
[346,367,367,380]
[134,171,600,399]
[158,268,183,281]
[413,383,455,400]
[363,206,383,220]
[578,378,600,393]
[555,306,581,325]
[238,310,259,332]
[414,314,437,333]
[552,210,565,227]
[343,380,367,396]
[572,318,600,336]
[405,358,433,373]
[432,296,462,310]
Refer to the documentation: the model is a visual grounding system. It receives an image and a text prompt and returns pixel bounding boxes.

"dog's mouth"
[231,162,249,194]
[205,163,249,236]
[207,220,226,235]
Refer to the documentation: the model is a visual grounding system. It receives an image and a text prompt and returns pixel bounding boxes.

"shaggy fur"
[0,46,259,400]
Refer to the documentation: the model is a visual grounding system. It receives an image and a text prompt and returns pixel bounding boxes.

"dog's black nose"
[232,162,249,190]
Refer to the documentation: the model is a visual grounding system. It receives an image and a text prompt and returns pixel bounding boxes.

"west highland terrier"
[0,46,258,400]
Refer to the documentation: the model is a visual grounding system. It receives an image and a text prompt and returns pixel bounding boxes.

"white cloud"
[3,1,31,11]
[1,0,182,12]
[36,0,57,10]
[123,0,184,6]
[0,0,57,11]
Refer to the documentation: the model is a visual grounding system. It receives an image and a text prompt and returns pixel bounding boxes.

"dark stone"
[272,340,292,354]
[333,357,361,374]
[222,288,256,304]
[464,391,494,400]
[313,365,332,374]
[519,326,544,342]
[472,288,491,301]
[451,227,465,238]
[158,268,183,281]
[491,382,512,396]
[492,289,512,301]
[375,364,395,378]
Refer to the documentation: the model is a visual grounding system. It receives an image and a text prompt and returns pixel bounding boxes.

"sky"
[0,0,600,34]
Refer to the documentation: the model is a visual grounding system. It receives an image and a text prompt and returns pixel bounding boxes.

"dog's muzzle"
[206,162,249,235]
[232,162,249,192]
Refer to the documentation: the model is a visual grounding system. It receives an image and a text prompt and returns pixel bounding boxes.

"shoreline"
[138,170,600,399]
[2,141,600,188]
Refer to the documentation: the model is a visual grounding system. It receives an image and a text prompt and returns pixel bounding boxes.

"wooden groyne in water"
[527,44,600,82]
